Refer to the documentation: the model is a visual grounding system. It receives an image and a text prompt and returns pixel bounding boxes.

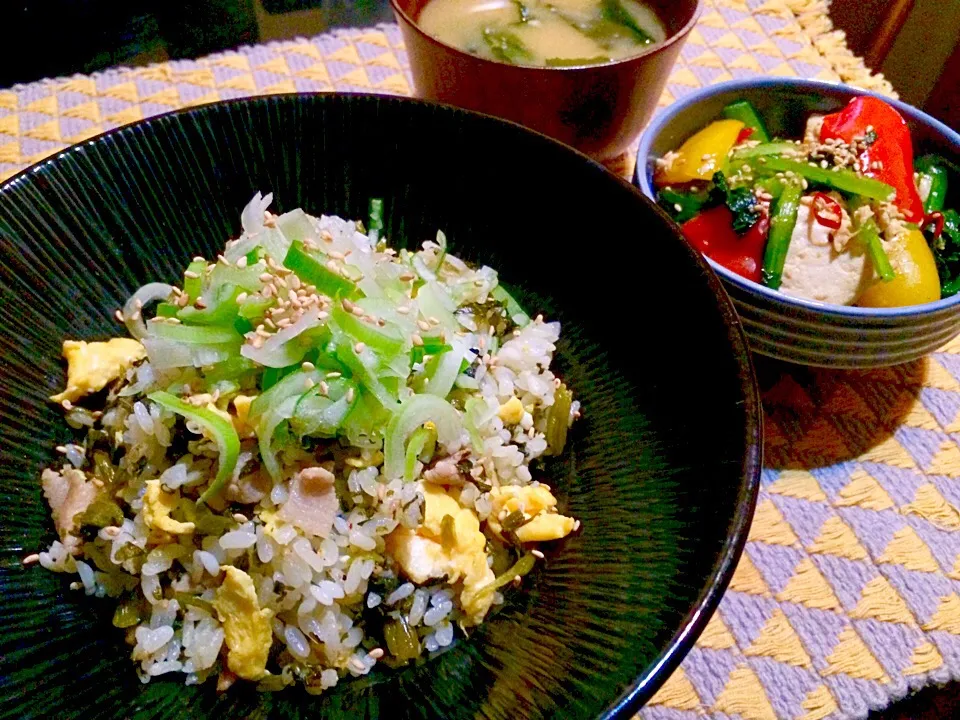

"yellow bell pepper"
[656,119,745,185]
[857,229,940,307]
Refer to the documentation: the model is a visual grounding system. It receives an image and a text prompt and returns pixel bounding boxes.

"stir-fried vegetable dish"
[655,96,960,307]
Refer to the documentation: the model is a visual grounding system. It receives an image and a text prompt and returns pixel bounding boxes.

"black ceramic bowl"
[0,94,760,719]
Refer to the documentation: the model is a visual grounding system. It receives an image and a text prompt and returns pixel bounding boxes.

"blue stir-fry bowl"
[635,77,960,369]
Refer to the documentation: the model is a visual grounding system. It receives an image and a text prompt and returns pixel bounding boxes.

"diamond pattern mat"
[2,1,937,719]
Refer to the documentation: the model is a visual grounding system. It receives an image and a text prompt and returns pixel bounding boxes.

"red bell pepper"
[819,96,924,223]
[681,206,769,283]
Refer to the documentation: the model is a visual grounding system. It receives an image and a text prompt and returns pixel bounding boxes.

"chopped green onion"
[238,296,274,320]
[178,283,243,326]
[482,27,532,64]
[284,240,358,299]
[183,260,206,299]
[148,323,242,345]
[600,0,653,43]
[384,395,462,480]
[155,302,180,318]
[148,391,240,504]
[291,377,357,438]
[404,424,437,481]
[334,338,398,410]
[331,304,405,356]
[491,284,530,327]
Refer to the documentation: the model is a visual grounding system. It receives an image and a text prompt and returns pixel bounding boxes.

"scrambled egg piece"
[497,397,524,425]
[387,485,496,625]
[487,485,577,542]
[232,395,256,438]
[142,480,195,535]
[50,339,145,404]
[213,566,274,680]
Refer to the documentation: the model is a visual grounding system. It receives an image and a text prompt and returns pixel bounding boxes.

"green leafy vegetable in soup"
[417,0,666,67]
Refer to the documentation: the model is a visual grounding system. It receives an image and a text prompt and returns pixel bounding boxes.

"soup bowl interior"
[391,0,701,159]
[0,94,759,718]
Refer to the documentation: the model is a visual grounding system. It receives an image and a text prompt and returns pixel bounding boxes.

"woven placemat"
[0,0,891,183]
[6,3,950,720]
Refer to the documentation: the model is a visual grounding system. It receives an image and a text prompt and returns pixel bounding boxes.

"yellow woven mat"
[0,0,890,184]
[8,3,947,720]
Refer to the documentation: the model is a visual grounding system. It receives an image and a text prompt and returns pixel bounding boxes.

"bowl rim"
[1,91,761,719]
[634,77,960,320]
[389,0,703,72]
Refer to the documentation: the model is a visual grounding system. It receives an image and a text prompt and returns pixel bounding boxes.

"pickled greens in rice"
[31,195,581,692]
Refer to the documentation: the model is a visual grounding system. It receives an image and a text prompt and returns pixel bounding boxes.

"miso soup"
[417,0,667,67]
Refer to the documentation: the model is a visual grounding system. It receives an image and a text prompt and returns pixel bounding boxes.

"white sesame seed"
[114,309,124,322]
[61,399,73,410]
[302,361,315,371]
[326,372,341,378]
[531,550,544,559]
[236,292,248,304]
[412,333,423,346]
[21,554,39,565]
[369,648,384,659]
[397,306,410,315]
[232,513,248,523]
[193,256,205,263]
[304,377,315,389]
[417,320,430,331]
[326,260,339,272]
[319,381,329,396]
[354,342,366,354]
[236,256,248,268]
[259,272,273,283]
[346,387,356,403]
[184,270,199,279]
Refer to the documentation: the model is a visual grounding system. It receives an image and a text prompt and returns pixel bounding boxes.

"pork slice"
[41,467,98,545]
[277,467,338,538]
